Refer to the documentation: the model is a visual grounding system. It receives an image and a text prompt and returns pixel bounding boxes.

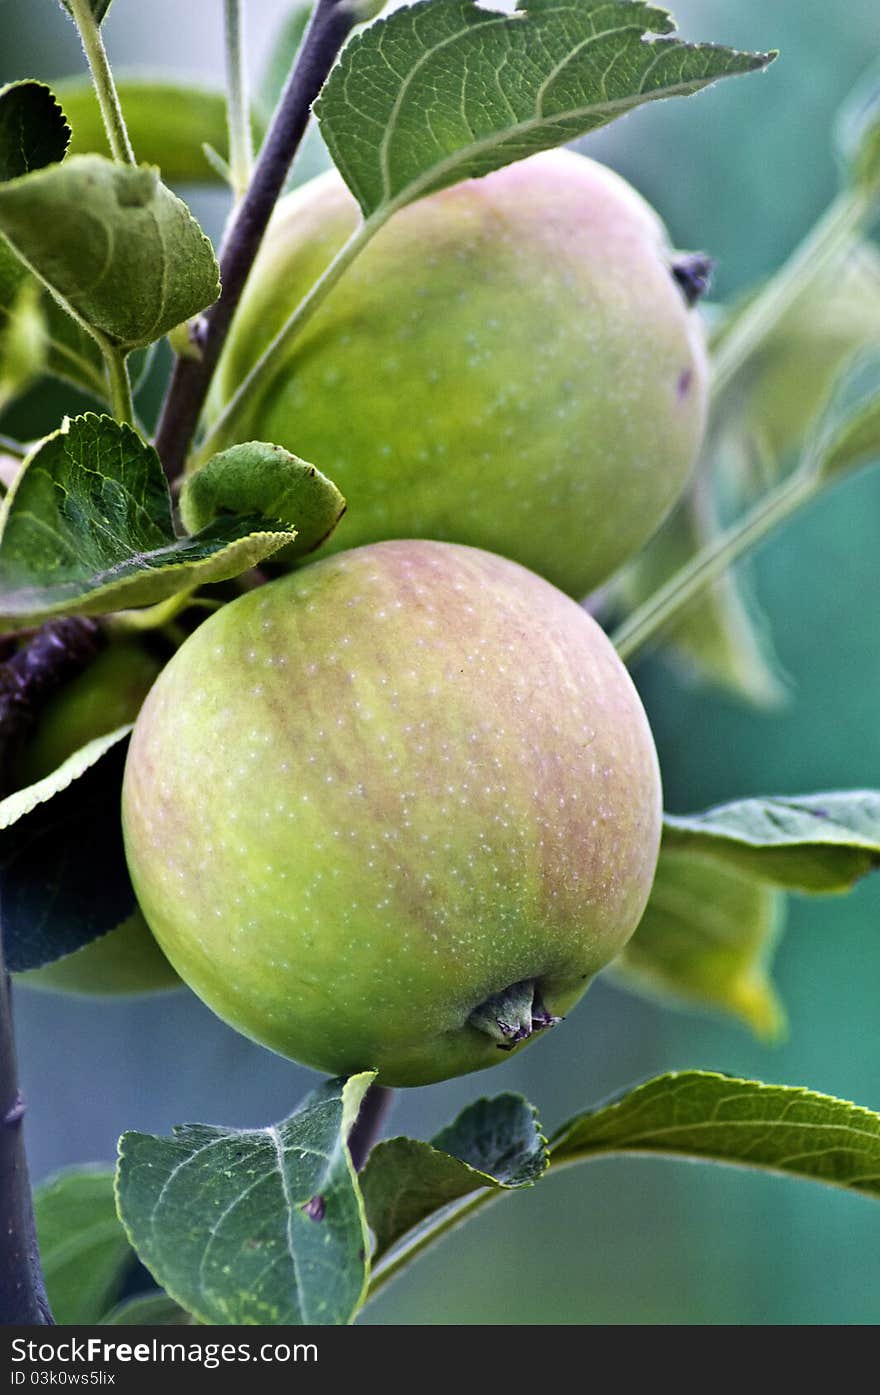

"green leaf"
[729,243,880,471]
[60,0,114,24]
[0,81,70,181]
[0,725,129,833]
[0,277,47,412]
[609,850,785,1039]
[117,1073,375,1327]
[810,355,880,484]
[0,728,136,971]
[663,791,880,893]
[102,1293,193,1325]
[316,0,773,221]
[34,1169,135,1325]
[0,155,220,351]
[615,243,880,708]
[56,77,265,186]
[0,238,107,400]
[362,1094,547,1262]
[837,59,880,195]
[551,1071,880,1204]
[612,474,787,708]
[179,443,347,560]
[0,415,297,630]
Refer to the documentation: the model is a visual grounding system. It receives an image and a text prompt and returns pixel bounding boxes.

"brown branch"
[153,0,359,483]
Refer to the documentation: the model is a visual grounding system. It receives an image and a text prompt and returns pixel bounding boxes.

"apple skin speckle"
[122,541,662,1086]
[205,149,709,600]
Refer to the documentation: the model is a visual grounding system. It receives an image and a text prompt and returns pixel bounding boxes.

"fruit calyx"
[468,980,561,1051]
[670,253,715,306]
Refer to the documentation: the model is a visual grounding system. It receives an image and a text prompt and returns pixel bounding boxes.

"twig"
[153,0,359,482]
[0,964,53,1323]
[0,618,106,798]
[348,1085,394,1172]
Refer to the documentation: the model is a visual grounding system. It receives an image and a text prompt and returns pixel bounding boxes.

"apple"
[122,541,662,1086]
[207,149,710,599]
[16,642,179,996]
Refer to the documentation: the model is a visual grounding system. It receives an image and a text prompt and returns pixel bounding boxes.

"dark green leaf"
[0,415,297,629]
[34,1169,134,1325]
[663,791,880,892]
[179,443,347,559]
[362,1094,547,1262]
[0,237,107,400]
[117,1073,375,1327]
[102,1294,193,1325]
[551,1071,880,1203]
[0,155,220,351]
[609,850,785,1039]
[56,77,265,185]
[316,0,774,221]
[0,81,70,181]
[0,728,135,971]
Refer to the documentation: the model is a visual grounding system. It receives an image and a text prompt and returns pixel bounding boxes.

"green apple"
[122,541,662,1086]
[207,149,709,599]
[16,642,179,996]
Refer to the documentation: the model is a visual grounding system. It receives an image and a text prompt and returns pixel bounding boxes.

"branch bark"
[154,0,358,483]
[0,616,109,1325]
[0,967,52,1323]
[0,618,105,791]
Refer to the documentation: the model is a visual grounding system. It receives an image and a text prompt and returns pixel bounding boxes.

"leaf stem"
[0,435,26,461]
[366,1190,497,1303]
[224,0,254,200]
[67,0,135,166]
[711,186,872,404]
[103,346,135,426]
[611,467,816,663]
[192,218,377,468]
[153,0,360,483]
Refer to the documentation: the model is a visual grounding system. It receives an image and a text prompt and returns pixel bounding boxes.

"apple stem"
[469,980,561,1050]
[348,1085,395,1173]
[153,0,361,483]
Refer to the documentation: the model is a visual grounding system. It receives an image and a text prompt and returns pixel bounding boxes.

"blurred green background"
[2,0,879,1325]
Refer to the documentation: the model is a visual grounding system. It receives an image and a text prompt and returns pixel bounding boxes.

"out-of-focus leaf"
[610,850,785,1039]
[56,76,265,185]
[102,1294,193,1325]
[0,729,135,971]
[34,1169,134,1325]
[837,59,880,195]
[0,238,107,400]
[663,790,880,892]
